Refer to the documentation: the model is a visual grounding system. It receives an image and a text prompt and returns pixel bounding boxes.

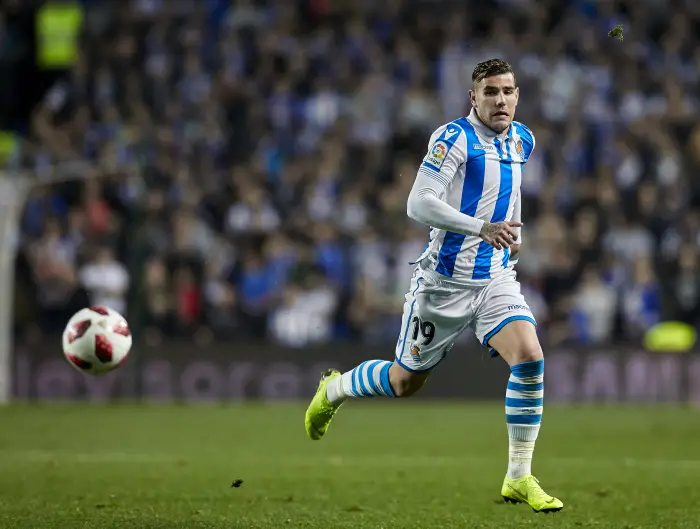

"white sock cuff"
[508,423,540,442]
[326,376,345,404]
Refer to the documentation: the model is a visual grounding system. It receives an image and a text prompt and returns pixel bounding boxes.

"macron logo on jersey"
[444,127,460,141]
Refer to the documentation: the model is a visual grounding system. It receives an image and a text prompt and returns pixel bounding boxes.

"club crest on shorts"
[410,345,422,361]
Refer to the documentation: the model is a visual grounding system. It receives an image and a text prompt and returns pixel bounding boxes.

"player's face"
[469,73,519,134]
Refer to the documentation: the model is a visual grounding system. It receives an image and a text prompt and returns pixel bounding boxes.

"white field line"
[1,451,699,471]
[0,450,177,463]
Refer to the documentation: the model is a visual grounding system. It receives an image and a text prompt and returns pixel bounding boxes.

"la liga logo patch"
[431,142,447,159]
[423,140,450,169]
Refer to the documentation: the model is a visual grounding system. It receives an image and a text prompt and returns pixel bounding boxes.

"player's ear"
[468,89,477,107]
[514,86,519,105]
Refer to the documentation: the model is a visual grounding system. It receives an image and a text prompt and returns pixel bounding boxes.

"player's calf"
[325,360,429,404]
[388,362,429,397]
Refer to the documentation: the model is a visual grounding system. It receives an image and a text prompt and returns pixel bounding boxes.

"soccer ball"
[62,306,132,375]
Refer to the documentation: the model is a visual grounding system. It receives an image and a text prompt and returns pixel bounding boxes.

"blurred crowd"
[4,0,700,348]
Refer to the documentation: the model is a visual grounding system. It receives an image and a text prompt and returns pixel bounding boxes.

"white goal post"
[0,163,94,403]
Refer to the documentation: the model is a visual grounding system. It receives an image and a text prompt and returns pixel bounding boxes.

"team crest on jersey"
[425,140,448,168]
[515,139,524,156]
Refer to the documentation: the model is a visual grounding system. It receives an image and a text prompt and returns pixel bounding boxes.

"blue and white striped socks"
[505,358,544,479]
[326,360,395,404]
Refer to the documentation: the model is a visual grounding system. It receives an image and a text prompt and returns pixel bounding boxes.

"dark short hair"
[472,58,516,86]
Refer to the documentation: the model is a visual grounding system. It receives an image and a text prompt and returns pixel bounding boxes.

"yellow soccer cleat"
[305,369,343,440]
[501,475,564,513]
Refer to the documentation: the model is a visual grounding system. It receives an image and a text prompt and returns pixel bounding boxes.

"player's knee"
[489,320,543,365]
[391,378,425,398]
[509,332,543,364]
[506,334,542,364]
[518,343,543,363]
[389,363,429,398]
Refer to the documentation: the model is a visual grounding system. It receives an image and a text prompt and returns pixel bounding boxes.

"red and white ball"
[62,306,132,375]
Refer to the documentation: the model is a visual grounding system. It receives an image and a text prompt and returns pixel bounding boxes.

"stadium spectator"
[79,246,130,314]
[3,0,699,349]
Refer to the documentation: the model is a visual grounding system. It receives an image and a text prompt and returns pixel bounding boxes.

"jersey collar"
[467,108,511,140]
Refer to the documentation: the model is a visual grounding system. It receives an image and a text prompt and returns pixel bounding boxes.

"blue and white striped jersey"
[412,108,535,285]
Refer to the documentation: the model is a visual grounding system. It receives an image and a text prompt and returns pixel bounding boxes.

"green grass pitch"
[0,403,699,528]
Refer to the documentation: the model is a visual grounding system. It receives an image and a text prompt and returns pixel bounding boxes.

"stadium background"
[1,0,700,400]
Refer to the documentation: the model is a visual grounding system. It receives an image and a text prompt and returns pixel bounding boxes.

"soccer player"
[304,58,563,513]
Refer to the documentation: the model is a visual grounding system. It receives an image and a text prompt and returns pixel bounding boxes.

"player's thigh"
[395,272,472,375]
[472,273,541,365]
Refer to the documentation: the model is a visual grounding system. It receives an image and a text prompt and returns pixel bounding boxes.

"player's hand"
[479,221,522,250]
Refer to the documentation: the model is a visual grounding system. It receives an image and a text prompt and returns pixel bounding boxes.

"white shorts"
[394,268,536,372]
